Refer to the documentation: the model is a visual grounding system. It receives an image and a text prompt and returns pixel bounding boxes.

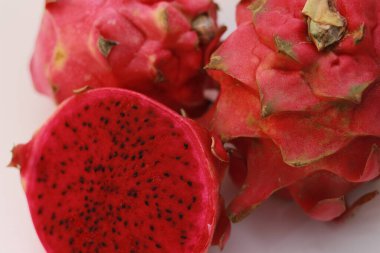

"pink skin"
[204,0,380,221]
[10,88,229,253]
[31,0,221,115]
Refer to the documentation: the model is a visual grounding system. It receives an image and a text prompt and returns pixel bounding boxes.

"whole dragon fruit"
[9,88,230,252]
[31,0,223,115]
[204,0,380,221]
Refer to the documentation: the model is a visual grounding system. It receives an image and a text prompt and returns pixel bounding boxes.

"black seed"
[163,172,170,177]
[187,181,193,187]
[38,207,43,215]
[150,225,155,231]
[156,243,162,249]
[184,143,189,149]
[127,189,138,198]
[69,237,74,245]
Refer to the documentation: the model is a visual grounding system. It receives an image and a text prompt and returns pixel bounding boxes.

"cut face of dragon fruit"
[10,88,230,252]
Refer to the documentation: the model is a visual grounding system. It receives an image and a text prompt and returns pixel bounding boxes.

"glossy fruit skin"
[204,0,380,221]
[31,0,222,115]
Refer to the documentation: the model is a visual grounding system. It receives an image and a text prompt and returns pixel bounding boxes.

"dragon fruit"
[31,0,223,115]
[204,0,380,221]
[9,88,230,252]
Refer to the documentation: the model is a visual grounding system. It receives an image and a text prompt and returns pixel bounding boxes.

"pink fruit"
[31,0,223,115]
[9,88,230,252]
[205,0,380,221]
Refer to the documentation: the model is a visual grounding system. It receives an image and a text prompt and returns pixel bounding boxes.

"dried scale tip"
[72,85,91,94]
[302,0,347,50]
[192,14,217,45]
[97,37,119,58]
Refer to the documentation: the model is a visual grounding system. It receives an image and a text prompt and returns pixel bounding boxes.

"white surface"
[0,1,379,252]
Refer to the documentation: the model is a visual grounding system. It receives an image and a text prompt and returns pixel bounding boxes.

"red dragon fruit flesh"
[9,88,230,253]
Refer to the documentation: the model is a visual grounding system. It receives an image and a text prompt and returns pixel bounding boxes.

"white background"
[1,0,380,252]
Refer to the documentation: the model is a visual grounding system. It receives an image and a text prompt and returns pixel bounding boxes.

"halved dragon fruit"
[10,88,230,252]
